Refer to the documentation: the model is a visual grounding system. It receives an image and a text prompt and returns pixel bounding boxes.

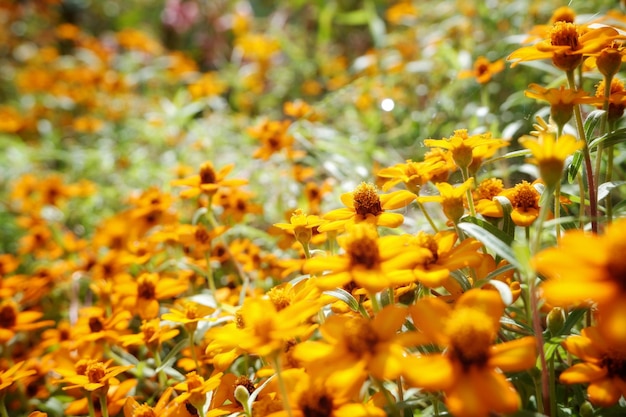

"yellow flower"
[161,300,216,334]
[458,56,505,84]
[595,77,626,122]
[303,223,420,293]
[418,178,474,224]
[274,209,325,248]
[376,159,444,194]
[171,161,247,199]
[404,290,536,417]
[320,182,415,232]
[266,368,386,417]
[0,361,36,392]
[524,84,599,129]
[58,359,133,394]
[206,296,320,358]
[424,129,507,173]
[533,218,626,346]
[173,371,222,412]
[519,133,584,188]
[293,305,414,392]
[559,326,626,407]
[124,387,176,417]
[117,272,189,319]
[473,178,505,218]
[499,180,542,227]
[508,22,620,71]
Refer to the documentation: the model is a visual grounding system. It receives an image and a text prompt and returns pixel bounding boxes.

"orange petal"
[560,363,607,384]
[402,354,454,391]
[489,336,537,372]
[588,377,623,407]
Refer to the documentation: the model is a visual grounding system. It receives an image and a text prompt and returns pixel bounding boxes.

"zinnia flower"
[533,218,626,346]
[403,290,536,417]
[559,326,626,407]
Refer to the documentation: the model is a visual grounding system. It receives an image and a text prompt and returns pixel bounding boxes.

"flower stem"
[87,394,96,417]
[417,201,439,232]
[273,355,294,417]
[99,392,110,417]
[567,70,598,233]
[460,167,476,217]
[0,395,9,417]
[189,330,199,371]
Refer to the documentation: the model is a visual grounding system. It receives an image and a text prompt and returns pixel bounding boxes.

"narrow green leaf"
[457,220,519,269]
[597,180,626,201]
[493,195,514,239]
[567,150,583,183]
[583,109,605,140]
[588,127,626,150]
[323,288,360,312]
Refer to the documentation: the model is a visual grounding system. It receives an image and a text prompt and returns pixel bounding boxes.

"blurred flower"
[458,56,505,84]
[560,326,626,407]
[117,272,189,319]
[173,371,222,414]
[247,119,297,160]
[0,300,54,344]
[124,387,175,417]
[404,290,536,417]
[377,159,444,194]
[533,218,626,346]
[595,77,626,122]
[171,161,247,199]
[58,359,133,394]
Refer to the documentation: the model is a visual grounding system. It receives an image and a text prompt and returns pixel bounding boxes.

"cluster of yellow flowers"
[1,2,626,417]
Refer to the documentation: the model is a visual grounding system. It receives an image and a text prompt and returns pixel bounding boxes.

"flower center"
[0,304,17,329]
[300,389,334,417]
[352,182,383,217]
[134,405,157,417]
[86,362,106,384]
[199,162,216,184]
[345,224,381,269]
[75,359,93,375]
[267,286,292,311]
[446,307,495,368]
[137,274,157,300]
[234,376,256,396]
[195,226,211,245]
[343,318,379,356]
[476,178,503,200]
[602,352,626,379]
[89,316,104,333]
[510,181,539,211]
[550,22,580,49]
[416,232,439,265]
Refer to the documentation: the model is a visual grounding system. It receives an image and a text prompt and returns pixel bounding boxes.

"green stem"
[0,395,9,417]
[460,167,476,217]
[99,392,110,417]
[368,291,382,313]
[374,378,400,417]
[554,182,561,241]
[606,146,614,225]
[567,70,598,233]
[549,355,557,417]
[594,75,612,189]
[153,348,167,388]
[273,355,294,417]
[87,394,96,417]
[189,330,199,371]
[532,184,555,254]
[417,201,439,232]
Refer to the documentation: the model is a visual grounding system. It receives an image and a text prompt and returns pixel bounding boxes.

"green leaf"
[457,220,519,269]
[583,109,605,141]
[588,127,626,149]
[323,288,360,312]
[493,195,514,239]
[597,181,626,202]
[567,150,583,183]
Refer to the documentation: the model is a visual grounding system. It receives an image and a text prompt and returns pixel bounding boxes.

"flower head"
[171,161,247,199]
[519,133,584,188]
[424,129,507,172]
[499,180,542,227]
[458,56,505,84]
[404,290,536,417]
[418,178,474,224]
[525,84,598,129]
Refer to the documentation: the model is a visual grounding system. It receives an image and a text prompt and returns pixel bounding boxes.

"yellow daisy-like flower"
[303,222,421,293]
[424,129,508,173]
[274,209,325,250]
[403,290,536,417]
[518,133,584,188]
[533,218,626,346]
[559,326,626,407]
[508,21,620,71]
[320,182,415,232]
[376,159,445,194]
[525,84,599,129]
[418,178,474,224]
[499,180,542,227]
[458,56,505,84]
[170,161,247,199]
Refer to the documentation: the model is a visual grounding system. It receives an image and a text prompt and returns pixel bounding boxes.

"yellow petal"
[488,336,537,372]
[402,354,454,391]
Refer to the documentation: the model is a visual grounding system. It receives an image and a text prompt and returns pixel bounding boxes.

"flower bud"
[547,307,565,336]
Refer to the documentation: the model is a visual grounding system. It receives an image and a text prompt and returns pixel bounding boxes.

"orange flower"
[418,178,474,224]
[171,161,247,199]
[518,133,584,188]
[58,359,133,393]
[458,56,505,84]
[320,182,415,232]
[533,218,626,346]
[499,180,542,227]
[0,300,54,344]
[124,387,176,417]
[0,361,36,392]
[508,22,620,71]
[524,84,599,129]
[294,305,414,394]
[161,300,216,334]
[473,178,505,218]
[559,326,626,407]
[376,159,444,194]
[404,290,536,417]
[173,371,223,413]
[117,272,189,319]
[303,223,421,293]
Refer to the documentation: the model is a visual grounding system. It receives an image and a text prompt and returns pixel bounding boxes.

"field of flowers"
[1,0,626,416]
